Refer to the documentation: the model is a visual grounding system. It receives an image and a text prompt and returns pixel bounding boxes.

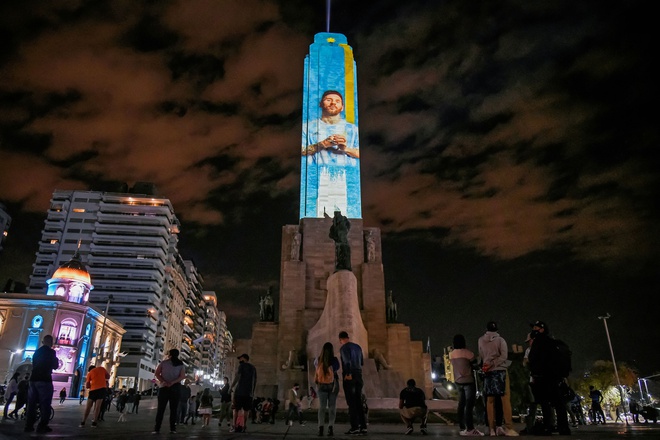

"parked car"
[640,405,659,423]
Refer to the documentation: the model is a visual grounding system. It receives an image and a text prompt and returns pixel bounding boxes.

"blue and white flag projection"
[300,33,362,219]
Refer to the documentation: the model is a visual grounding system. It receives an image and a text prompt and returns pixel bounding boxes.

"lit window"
[50,239,59,244]
[73,208,86,213]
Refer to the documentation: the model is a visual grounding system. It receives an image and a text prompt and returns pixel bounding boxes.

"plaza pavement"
[1,397,659,439]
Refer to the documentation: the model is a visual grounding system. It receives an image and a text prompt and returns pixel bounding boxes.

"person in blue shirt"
[339,331,366,435]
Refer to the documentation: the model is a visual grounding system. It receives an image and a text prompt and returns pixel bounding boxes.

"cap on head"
[237,353,250,361]
[530,320,548,332]
[486,321,498,332]
[321,90,343,103]
[338,331,349,340]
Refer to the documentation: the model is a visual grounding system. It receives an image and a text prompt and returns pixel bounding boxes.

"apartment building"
[28,188,188,391]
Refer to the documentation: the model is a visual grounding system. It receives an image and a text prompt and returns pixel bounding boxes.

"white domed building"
[0,252,125,397]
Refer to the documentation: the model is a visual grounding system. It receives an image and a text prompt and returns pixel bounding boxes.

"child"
[198,388,213,427]
[59,388,67,404]
[185,394,198,425]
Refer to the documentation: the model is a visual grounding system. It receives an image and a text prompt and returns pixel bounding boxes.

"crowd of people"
[1,327,653,437]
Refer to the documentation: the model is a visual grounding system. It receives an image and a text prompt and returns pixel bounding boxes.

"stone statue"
[329,210,351,271]
[386,290,398,323]
[291,232,301,261]
[281,349,304,370]
[258,295,265,321]
[372,349,391,370]
[365,231,376,262]
[263,287,275,321]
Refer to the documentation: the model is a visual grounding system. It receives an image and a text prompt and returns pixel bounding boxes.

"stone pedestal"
[306,270,368,361]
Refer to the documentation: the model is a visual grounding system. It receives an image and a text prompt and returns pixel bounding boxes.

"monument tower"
[243,31,432,404]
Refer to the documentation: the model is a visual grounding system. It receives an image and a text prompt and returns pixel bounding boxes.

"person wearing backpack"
[314,342,340,437]
[528,320,571,435]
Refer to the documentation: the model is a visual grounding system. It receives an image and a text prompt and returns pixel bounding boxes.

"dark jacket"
[528,332,557,379]
[30,345,59,382]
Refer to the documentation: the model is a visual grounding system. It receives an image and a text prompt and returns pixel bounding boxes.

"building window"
[57,318,78,346]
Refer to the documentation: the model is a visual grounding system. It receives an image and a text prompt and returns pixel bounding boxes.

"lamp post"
[5,348,24,382]
[598,313,628,425]
[95,295,113,362]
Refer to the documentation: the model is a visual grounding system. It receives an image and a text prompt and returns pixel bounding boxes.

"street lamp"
[5,348,24,382]
[598,313,628,425]
[95,295,113,362]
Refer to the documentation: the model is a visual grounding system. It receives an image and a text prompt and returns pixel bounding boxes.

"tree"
[570,360,638,406]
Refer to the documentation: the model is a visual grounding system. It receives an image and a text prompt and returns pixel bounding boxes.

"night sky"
[1,1,658,377]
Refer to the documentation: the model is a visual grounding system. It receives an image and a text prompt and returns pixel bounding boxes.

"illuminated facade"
[300,33,362,219]
[0,253,124,396]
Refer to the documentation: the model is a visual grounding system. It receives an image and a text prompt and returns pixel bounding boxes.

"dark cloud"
[1,0,658,375]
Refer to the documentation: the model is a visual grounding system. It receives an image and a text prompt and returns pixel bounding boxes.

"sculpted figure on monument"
[263,287,275,321]
[258,295,265,321]
[329,210,351,271]
[291,232,301,261]
[365,231,376,262]
[386,290,398,323]
[372,349,391,370]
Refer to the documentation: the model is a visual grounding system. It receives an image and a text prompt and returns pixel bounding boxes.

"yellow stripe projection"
[340,44,355,124]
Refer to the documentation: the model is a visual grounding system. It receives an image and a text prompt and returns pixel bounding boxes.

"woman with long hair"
[153,349,186,434]
[198,388,213,427]
[314,342,340,437]
[3,372,20,419]
[450,334,484,436]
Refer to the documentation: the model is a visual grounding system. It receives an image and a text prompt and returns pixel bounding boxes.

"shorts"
[88,388,107,401]
[198,407,213,415]
[233,395,252,411]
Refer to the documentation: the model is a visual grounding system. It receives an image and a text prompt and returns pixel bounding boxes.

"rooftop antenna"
[326,0,331,32]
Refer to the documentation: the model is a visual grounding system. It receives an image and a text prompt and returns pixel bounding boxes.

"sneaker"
[460,430,468,436]
[503,428,518,437]
[359,428,368,435]
[496,426,506,436]
[465,429,485,436]
[318,426,324,436]
[91,421,98,427]
[79,422,85,428]
[328,426,334,436]
[170,430,177,434]
[345,428,361,435]
[405,426,413,435]
[490,428,497,436]
[421,427,428,435]
[288,420,293,426]
[300,421,306,426]
[151,430,159,434]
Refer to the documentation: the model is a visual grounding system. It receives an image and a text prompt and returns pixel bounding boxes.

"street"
[1,397,659,439]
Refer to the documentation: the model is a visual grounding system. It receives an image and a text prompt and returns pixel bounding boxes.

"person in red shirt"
[79,365,109,427]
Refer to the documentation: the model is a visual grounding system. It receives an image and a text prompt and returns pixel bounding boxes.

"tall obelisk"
[244,28,432,404]
[300,33,362,219]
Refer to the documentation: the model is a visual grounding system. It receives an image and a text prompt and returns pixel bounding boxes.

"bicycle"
[20,405,54,421]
